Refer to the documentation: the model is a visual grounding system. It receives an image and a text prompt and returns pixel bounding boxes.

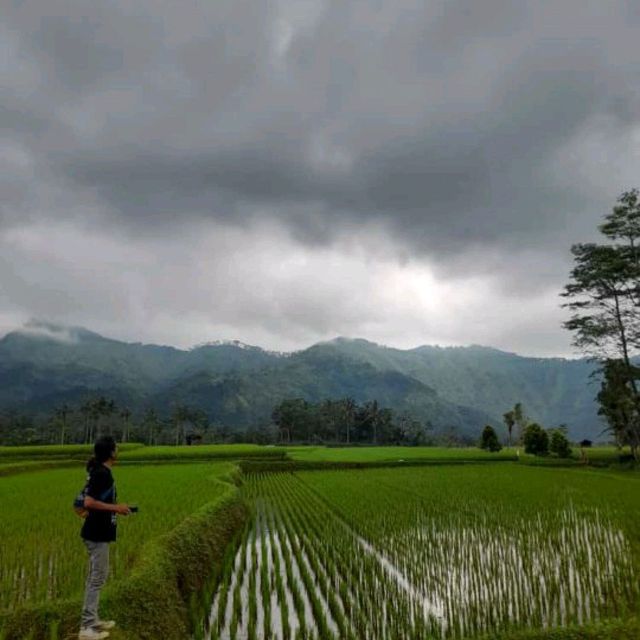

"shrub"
[480,425,502,452]
[549,429,572,458]
[523,423,549,456]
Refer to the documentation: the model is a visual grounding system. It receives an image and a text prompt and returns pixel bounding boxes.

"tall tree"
[271,399,310,443]
[172,404,193,446]
[54,404,70,445]
[523,423,549,456]
[95,397,116,437]
[343,397,356,444]
[502,410,515,446]
[597,359,640,457]
[120,407,132,443]
[142,407,160,445]
[562,188,640,458]
[80,400,92,443]
[480,425,502,452]
[513,403,527,443]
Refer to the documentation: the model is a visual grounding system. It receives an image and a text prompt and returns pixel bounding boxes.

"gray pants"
[81,540,110,629]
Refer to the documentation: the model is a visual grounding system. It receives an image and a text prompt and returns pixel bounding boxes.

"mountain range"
[0,320,605,440]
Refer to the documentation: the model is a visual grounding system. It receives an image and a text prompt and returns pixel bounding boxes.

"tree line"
[0,399,226,446]
[0,395,467,447]
[270,398,442,445]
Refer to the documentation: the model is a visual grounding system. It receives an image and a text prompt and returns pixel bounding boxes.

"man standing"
[79,436,131,640]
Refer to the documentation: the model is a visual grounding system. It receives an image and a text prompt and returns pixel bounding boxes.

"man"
[79,436,131,640]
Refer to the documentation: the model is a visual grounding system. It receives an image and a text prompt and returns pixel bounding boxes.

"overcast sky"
[2,1,639,356]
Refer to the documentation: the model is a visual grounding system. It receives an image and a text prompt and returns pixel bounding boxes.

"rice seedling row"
[207,466,640,639]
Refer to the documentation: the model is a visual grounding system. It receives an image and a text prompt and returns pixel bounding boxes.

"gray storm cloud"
[1,1,639,354]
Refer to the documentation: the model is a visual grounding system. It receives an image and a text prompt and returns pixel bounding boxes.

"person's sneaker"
[96,620,117,631]
[78,627,109,639]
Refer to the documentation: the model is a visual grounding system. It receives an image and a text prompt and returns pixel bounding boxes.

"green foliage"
[0,327,610,444]
[562,188,640,458]
[271,397,431,445]
[524,423,549,456]
[480,425,502,452]
[597,360,640,457]
[503,410,516,445]
[549,429,572,458]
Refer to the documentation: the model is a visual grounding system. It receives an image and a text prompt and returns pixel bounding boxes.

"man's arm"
[84,495,130,515]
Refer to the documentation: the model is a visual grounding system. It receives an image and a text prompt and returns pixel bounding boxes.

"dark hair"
[86,436,117,472]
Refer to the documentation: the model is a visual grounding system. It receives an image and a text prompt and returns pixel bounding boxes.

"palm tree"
[143,408,158,445]
[370,400,380,444]
[120,407,131,442]
[172,404,192,446]
[55,404,70,445]
[503,410,515,446]
[94,397,116,437]
[343,397,356,444]
[80,400,92,443]
[513,402,527,444]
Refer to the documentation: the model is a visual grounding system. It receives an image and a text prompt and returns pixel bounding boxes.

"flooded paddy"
[205,466,640,640]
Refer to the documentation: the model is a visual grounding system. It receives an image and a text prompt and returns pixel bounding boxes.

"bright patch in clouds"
[0,218,569,355]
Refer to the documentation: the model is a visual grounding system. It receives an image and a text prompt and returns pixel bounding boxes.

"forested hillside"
[0,322,603,439]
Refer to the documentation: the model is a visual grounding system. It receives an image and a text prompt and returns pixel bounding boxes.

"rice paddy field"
[285,445,628,465]
[0,443,284,462]
[1,445,639,639]
[118,444,287,462]
[206,465,640,640]
[0,462,235,611]
[286,446,519,463]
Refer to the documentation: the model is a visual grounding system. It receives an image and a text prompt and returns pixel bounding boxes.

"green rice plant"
[205,464,640,640]
[119,444,287,462]
[285,445,519,463]
[299,465,640,638]
[0,462,235,611]
[0,443,144,460]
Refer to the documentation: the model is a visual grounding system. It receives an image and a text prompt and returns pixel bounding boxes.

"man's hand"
[84,496,132,514]
[114,503,132,516]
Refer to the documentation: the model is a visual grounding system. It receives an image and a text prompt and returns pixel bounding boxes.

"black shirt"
[80,464,117,543]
